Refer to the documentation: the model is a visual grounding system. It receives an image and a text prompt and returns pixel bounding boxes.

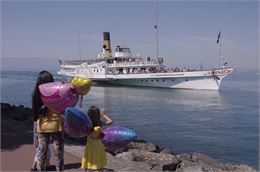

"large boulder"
[1,103,32,121]
[176,153,192,162]
[116,149,179,171]
[113,140,160,155]
[191,152,224,168]
[160,148,173,155]
[106,152,153,171]
[127,141,159,152]
[175,153,257,172]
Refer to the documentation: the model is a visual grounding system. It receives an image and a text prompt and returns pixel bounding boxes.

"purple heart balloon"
[102,127,137,151]
[39,82,79,114]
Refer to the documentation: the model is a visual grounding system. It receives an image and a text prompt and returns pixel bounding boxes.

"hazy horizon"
[1,56,259,72]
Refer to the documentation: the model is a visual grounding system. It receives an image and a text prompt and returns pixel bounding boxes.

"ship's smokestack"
[103,32,111,58]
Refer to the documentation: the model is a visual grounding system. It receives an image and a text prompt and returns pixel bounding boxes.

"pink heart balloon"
[39,82,79,114]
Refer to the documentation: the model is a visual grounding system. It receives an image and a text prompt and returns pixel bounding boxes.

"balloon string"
[79,95,83,108]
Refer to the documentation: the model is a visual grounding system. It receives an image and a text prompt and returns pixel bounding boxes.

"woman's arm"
[100,108,113,126]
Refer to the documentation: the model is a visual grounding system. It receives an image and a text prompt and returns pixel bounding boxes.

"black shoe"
[46,165,56,171]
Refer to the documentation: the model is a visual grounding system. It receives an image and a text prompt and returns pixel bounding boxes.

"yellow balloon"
[71,76,93,95]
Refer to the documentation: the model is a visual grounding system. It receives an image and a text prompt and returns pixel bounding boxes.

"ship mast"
[154,0,159,59]
[217,30,222,67]
[78,29,82,59]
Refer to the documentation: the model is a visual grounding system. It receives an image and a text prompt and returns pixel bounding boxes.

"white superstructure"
[57,32,233,90]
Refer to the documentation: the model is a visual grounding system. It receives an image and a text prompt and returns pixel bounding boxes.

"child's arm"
[100,108,113,126]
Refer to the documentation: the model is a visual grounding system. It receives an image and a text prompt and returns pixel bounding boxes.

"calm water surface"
[1,70,259,168]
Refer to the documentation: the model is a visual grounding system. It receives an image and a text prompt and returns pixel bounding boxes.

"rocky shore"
[1,102,257,172]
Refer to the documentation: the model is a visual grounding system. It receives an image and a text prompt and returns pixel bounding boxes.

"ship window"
[185,79,188,81]
[157,79,159,82]
[162,79,165,82]
[117,47,131,53]
[146,80,148,82]
[172,79,174,81]
[97,69,99,72]
[151,80,153,82]
[141,80,143,82]
[123,48,130,53]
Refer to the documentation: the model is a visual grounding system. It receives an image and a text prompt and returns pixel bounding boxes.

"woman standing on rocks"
[31,70,64,171]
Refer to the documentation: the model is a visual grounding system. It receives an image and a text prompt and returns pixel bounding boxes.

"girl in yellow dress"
[81,106,113,171]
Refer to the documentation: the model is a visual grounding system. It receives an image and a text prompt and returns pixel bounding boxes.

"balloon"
[39,82,79,114]
[102,127,137,151]
[64,107,92,137]
[71,76,93,95]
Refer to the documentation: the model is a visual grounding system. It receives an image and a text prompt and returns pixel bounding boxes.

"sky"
[1,0,259,71]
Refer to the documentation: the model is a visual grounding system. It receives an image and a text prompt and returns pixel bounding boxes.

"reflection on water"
[86,85,224,105]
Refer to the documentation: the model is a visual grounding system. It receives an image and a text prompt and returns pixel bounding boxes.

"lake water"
[1,69,259,168]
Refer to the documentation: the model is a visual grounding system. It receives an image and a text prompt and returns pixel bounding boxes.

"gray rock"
[1,103,32,121]
[113,140,159,155]
[116,149,179,171]
[114,150,136,161]
[176,154,257,172]
[192,152,223,168]
[1,102,11,111]
[234,164,257,172]
[162,162,179,171]
[106,152,153,171]
[127,141,159,152]
[176,153,192,162]
[160,148,173,155]
[111,145,129,155]
[220,164,257,172]
[175,160,204,172]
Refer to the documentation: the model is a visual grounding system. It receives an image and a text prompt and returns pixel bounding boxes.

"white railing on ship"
[108,61,160,68]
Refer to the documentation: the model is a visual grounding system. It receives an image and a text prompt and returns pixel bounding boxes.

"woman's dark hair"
[32,71,54,121]
[87,106,102,128]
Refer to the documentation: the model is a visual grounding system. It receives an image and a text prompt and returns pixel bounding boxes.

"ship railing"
[105,67,205,75]
[107,61,160,68]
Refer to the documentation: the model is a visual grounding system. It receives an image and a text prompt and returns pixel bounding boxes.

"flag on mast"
[216,31,221,44]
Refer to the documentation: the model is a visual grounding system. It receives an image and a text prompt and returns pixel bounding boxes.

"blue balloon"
[102,127,137,151]
[64,107,92,137]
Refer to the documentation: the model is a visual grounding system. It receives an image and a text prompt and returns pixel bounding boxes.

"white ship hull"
[58,68,233,90]
[95,77,223,90]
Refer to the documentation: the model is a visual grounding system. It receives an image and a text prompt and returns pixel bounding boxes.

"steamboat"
[57,32,233,90]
